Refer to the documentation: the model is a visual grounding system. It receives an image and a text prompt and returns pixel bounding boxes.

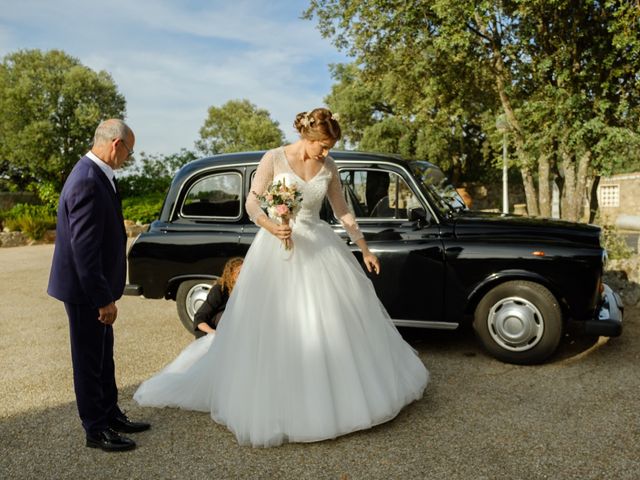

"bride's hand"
[257,216,291,240]
[264,220,291,242]
[363,251,380,275]
[271,223,291,241]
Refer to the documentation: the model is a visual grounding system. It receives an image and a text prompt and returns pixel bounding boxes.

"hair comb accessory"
[301,113,313,128]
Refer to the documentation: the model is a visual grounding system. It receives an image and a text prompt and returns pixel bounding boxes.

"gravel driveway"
[1,244,638,480]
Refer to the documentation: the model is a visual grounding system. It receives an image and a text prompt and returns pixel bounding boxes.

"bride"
[134,107,429,447]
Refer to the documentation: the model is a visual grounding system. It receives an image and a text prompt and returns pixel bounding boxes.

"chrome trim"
[584,283,623,337]
[486,296,544,352]
[170,167,246,221]
[180,170,244,220]
[598,284,622,321]
[123,284,142,296]
[169,158,442,224]
[392,319,459,330]
[183,282,212,321]
[352,218,414,224]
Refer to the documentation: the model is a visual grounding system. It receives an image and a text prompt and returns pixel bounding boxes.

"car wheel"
[473,280,562,364]
[176,279,214,333]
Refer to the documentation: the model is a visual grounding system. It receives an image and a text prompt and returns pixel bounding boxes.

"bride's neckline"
[281,146,325,184]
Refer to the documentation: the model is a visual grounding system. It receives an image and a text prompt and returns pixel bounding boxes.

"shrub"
[601,224,633,260]
[122,194,165,224]
[1,203,56,240]
[34,182,60,211]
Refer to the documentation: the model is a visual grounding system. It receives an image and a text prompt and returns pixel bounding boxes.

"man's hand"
[98,302,118,325]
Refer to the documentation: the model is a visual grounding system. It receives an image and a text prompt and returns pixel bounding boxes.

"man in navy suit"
[48,119,150,452]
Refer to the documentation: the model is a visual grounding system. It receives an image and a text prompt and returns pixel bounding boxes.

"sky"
[0,0,349,156]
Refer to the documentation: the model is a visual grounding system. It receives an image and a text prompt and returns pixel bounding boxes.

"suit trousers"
[65,303,119,436]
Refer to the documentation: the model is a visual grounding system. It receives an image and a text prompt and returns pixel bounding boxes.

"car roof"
[163,150,444,223]
[175,150,438,183]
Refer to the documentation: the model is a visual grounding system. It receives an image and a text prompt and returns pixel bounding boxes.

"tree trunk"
[588,175,600,224]
[473,14,538,217]
[560,151,577,221]
[451,154,461,185]
[574,151,591,222]
[538,153,551,217]
[520,165,539,217]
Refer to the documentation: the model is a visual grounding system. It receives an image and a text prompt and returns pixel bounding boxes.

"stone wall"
[598,173,640,225]
[0,231,29,248]
[0,192,39,211]
[458,181,527,213]
[460,173,640,222]
[0,223,148,248]
[605,258,640,306]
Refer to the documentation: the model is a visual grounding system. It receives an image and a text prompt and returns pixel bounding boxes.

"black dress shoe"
[86,428,136,452]
[108,412,151,433]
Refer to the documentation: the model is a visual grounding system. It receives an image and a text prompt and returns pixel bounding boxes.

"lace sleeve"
[246,150,275,224]
[325,157,364,243]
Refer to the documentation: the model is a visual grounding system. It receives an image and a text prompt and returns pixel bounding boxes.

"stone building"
[597,173,640,225]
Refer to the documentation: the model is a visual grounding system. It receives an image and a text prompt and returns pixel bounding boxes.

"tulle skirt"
[134,217,429,447]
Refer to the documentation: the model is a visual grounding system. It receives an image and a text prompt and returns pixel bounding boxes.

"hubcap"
[487,296,544,352]
[185,283,212,322]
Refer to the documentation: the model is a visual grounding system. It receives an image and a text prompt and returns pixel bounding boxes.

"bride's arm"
[246,150,291,241]
[326,158,380,274]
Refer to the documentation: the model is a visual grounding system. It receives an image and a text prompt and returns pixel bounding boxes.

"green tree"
[0,49,126,196]
[514,1,640,220]
[197,99,284,155]
[118,148,198,197]
[324,63,393,147]
[326,62,496,184]
[306,0,640,220]
[311,4,499,185]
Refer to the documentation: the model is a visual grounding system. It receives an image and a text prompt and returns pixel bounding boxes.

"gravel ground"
[1,244,639,480]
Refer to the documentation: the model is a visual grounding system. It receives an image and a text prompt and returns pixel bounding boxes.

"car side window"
[181,172,242,218]
[339,169,422,220]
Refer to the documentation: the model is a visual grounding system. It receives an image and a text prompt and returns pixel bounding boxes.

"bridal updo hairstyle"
[294,108,342,143]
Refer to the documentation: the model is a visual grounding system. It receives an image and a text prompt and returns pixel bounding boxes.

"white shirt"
[86,151,117,192]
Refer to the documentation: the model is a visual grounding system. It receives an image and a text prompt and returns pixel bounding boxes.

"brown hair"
[218,257,244,294]
[293,108,342,142]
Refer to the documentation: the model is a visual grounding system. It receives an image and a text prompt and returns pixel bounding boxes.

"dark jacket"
[193,283,229,338]
[47,156,126,307]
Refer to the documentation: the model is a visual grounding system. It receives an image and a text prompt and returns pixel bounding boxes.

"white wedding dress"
[134,147,429,447]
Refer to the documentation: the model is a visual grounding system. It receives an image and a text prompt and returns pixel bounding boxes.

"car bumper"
[124,283,142,296]
[583,283,623,337]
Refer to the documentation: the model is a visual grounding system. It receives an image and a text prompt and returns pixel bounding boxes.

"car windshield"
[408,161,467,215]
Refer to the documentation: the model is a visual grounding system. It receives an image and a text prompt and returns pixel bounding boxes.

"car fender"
[465,269,568,317]
[166,274,218,300]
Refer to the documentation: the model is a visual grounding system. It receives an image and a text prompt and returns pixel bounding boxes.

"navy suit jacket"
[48,156,127,308]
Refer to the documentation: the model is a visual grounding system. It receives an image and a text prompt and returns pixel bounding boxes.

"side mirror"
[408,207,426,222]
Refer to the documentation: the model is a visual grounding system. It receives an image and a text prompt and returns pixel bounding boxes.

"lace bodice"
[246,147,363,242]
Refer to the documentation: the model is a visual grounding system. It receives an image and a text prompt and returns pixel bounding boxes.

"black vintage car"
[125,150,623,364]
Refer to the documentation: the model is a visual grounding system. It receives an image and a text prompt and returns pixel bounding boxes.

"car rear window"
[181,172,242,218]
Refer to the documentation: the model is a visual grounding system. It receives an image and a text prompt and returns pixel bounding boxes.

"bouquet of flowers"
[254,178,303,250]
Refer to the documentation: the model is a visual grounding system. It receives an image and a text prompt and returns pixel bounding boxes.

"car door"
[239,165,261,248]
[162,167,248,276]
[326,163,446,325]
